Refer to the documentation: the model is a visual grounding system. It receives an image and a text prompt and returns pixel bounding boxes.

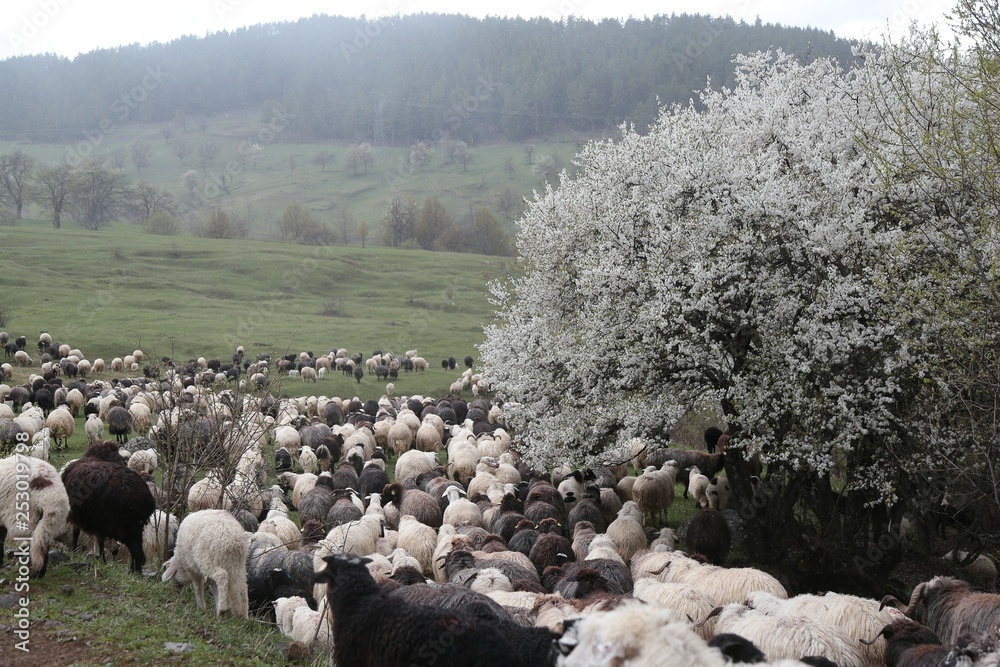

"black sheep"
[704,426,725,454]
[298,476,336,526]
[685,508,732,565]
[314,554,532,667]
[508,519,540,557]
[326,490,363,528]
[61,440,155,573]
[15,335,26,351]
[530,521,575,576]
[353,366,364,383]
[358,462,391,499]
[106,405,133,444]
[274,446,293,473]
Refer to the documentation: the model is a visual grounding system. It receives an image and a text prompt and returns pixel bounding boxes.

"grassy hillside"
[1,217,511,400]
[16,111,584,237]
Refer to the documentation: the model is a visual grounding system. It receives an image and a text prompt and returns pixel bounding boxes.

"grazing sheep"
[162,509,249,618]
[14,350,32,366]
[699,603,867,667]
[61,440,156,573]
[688,466,711,509]
[0,454,70,577]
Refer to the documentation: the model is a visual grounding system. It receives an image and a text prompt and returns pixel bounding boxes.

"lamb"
[61,440,156,573]
[748,590,899,667]
[650,527,677,551]
[44,406,75,449]
[0,454,70,576]
[888,575,1000,645]
[698,603,868,667]
[162,509,249,618]
[606,501,648,563]
[312,554,535,667]
[28,427,51,460]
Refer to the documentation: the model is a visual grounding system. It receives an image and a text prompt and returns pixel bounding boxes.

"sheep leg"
[97,536,106,562]
[191,574,207,610]
[0,526,6,567]
[211,569,230,616]
[124,536,145,573]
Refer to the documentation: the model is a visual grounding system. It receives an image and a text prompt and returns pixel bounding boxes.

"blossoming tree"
[479,46,989,587]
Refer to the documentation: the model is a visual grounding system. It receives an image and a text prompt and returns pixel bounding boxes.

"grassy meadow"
[15,110,587,237]
[1,216,513,400]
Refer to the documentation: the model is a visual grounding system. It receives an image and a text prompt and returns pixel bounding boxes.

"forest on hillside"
[0,13,857,145]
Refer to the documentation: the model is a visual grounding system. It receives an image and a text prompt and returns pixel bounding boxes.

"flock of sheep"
[2,333,1000,665]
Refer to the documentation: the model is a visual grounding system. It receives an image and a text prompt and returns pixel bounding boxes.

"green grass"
[16,110,585,237]
[1,216,511,401]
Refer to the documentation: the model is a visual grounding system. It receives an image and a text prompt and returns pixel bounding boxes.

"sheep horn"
[694,606,723,629]
[650,562,671,576]
[903,582,927,618]
[859,626,890,646]
[879,594,904,612]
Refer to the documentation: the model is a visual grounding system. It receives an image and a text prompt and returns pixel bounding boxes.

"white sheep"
[746,590,899,667]
[585,534,625,564]
[313,514,385,600]
[277,597,335,650]
[29,427,51,460]
[559,599,727,667]
[631,462,678,524]
[397,514,437,576]
[447,438,480,486]
[702,603,867,667]
[187,472,225,512]
[14,350,32,366]
[44,406,74,449]
[394,449,437,485]
[632,578,719,640]
[162,509,249,618]
[664,553,788,605]
[707,477,732,511]
[142,509,178,565]
[300,366,318,382]
[85,413,105,444]
[469,567,512,594]
[259,508,302,549]
[606,501,648,563]
[0,454,70,576]
[298,445,318,474]
[441,486,483,528]
[127,448,158,474]
[650,527,677,551]
[688,466,711,509]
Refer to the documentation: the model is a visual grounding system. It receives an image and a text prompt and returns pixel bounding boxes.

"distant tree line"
[0,14,856,145]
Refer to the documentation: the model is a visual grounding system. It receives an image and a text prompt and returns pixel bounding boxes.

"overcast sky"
[1,0,955,61]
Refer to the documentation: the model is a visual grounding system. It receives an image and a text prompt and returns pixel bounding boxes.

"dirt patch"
[4,626,110,667]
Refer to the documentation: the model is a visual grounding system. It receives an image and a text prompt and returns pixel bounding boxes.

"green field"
[14,110,586,237]
[1,217,512,400]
